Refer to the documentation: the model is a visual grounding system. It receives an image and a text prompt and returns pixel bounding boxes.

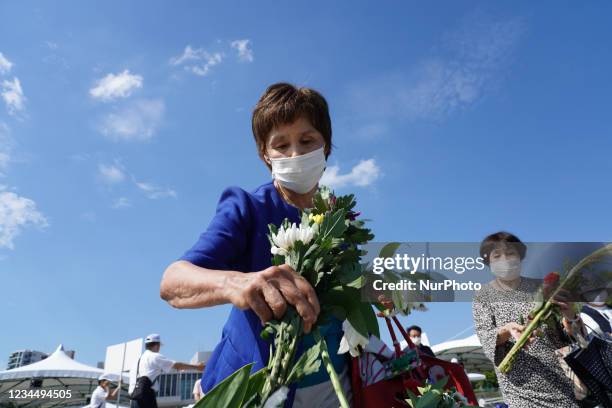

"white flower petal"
[338,319,369,357]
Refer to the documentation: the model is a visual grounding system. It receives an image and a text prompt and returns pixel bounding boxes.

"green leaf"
[318,209,347,240]
[378,242,401,259]
[271,254,284,266]
[347,305,369,340]
[433,375,449,390]
[312,193,328,214]
[193,363,253,408]
[345,275,363,289]
[321,286,377,338]
[304,243,319,259]
[286,343,322,384]
[415,392,439,408]
[406,390,419,408]
[314,257,325,273]
[242,368,267,407]
[335,262,362,286]
[359,301,380,338]
[260,325,275,342]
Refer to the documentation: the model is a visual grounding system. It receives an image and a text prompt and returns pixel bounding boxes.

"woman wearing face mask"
[160,83,352,408]
[472,231,582,408]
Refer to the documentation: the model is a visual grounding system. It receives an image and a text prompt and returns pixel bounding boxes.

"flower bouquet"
[498,243,612,373]
[193,186,379,408]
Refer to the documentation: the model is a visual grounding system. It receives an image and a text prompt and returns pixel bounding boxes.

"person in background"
[192,378,203,401]
[128,334,204,408]
[450,357,464,369]
[89,374,120,408]
[405,325,435,357]
[472,231,582,408]
[579,280,611,339]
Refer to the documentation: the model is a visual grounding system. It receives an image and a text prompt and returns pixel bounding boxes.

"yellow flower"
[309,213,324,224]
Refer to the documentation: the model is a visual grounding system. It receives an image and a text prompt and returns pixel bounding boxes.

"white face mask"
[269,147,326,194]
[490,258,522,281]
[410,336,422,346]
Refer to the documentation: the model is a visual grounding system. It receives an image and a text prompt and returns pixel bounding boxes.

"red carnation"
[544,271,560,285]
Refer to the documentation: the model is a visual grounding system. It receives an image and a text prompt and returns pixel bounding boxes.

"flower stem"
[498,244,612,373]
[498,301,552,373]
[261,323,286,402]
[279,316,302,383]
[313,328,350,408]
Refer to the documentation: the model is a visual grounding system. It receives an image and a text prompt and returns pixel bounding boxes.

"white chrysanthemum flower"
[337,319,369,357]
[270,222,315,256]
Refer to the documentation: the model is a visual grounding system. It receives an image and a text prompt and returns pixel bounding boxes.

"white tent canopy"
[0,345,128,408]
[431,334,494,374]
[0,345,104,381]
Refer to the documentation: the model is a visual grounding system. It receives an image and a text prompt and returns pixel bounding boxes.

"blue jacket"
[179,181,347,405]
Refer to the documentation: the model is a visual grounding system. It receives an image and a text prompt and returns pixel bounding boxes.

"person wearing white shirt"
[579,283,611,338]
[89,374,120,408]
[128,334,204,408]
[192,378,203,401]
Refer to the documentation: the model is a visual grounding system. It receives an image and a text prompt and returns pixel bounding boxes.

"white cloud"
[89,70,143,101]
[96,160,176,202]
[111,197,131,209]
[0,187,48,249]
[170,45,224,76]
[98,162,126,184]
[0,122,12,174]
[45,41,58,50]
[231,39,254,62]
[1,77,26,115]
[98,99,164,142]
[321,159,381,189]
[169,45,203,65]
[0,52,13,74]
[134,181,177,199]
[348,13,525,122]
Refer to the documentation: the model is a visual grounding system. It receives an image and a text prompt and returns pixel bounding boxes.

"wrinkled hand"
[231,265,320,333]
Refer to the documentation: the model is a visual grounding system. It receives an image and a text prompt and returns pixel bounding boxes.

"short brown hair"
[479,231,527,265]
[252,82,332,167]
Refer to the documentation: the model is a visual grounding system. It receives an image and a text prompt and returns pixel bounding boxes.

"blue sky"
[1,1,611,369]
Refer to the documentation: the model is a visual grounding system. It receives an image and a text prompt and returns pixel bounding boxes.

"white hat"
[98,373,113,382]
[145,333,162,344]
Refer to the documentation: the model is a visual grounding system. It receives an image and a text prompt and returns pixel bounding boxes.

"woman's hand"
[551,288,577,320]
[227,264,321,333]
[497,322,539,347]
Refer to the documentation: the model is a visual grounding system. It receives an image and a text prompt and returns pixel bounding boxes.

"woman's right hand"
[227,265,320,333]
[497,322,538,347]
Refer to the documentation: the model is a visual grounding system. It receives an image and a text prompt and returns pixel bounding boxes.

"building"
[155,351,212,408]
[104,340,212,408]
[157,370,201,406]
[6,350,49,370]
